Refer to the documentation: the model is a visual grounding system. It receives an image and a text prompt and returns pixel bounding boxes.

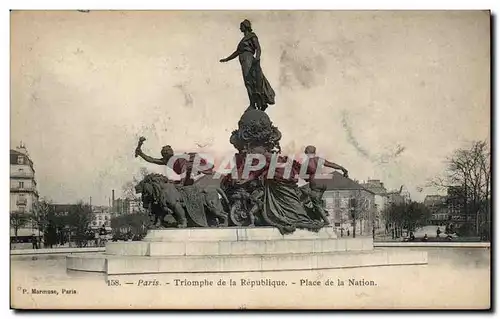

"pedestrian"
[410,231,415,241]
[31,234,38,249]
[437,227,441,238]
[94,231,99,247]
[99,225,107,247]
[347,229,350,237]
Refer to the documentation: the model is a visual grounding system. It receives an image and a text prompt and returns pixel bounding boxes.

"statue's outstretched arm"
[220,50,240,62]
[324,159,348,176]
[134,137,164,165]
[136,150,165,166]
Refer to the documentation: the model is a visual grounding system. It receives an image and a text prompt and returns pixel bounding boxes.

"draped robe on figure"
[233,152,326,234]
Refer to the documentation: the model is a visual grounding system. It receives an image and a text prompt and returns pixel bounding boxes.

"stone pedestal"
[143,227,338,242]
[66,227,427,276]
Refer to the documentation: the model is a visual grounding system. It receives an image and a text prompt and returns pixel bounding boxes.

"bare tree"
[31,198,53,238]
[349,190,376,237]
[382,201,431,238]
[122,167,150,200]
[110,213,150,240]
[66,202,94,247]
[430,140,491,236]
[10,211,30,241]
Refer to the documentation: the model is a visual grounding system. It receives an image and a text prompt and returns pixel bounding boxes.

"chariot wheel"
[230,202,250,226]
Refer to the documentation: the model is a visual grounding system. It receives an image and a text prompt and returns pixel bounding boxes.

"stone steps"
[142,227,338,242]
[105,238,372,257]
[67,249,428,275]
[66,228,428,277]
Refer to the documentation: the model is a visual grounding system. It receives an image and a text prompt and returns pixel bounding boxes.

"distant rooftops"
[361,179,387,195]
[10,142,34,168]
[315,171,374,193]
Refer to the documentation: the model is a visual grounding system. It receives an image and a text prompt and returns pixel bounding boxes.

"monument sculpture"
[134,108,340,234]
[299,145,350,226]
[223,110,330,234]
[132,19,350,234]
[134,138,229,228]
[66,19,428,279]
[219,19,275,111]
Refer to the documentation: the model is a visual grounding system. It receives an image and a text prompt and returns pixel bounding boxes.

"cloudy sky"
[10,10,490,205]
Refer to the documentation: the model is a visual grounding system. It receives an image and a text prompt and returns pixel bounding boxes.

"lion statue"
[135,173,230,228]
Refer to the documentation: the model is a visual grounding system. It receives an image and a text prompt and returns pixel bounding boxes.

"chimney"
[112,190,115,213]
[16,142,28,155]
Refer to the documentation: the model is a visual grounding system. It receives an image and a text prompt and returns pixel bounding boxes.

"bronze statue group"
[134,20,349,234]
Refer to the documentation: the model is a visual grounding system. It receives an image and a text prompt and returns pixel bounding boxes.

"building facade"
[10,143,39,238]
[112,198,143,215]
[91,206,112,229]
[318,172,376,236]
[360,179,388,229]
[446,186,469,223]
[10,144,39,214]
[423,195,448,225]
[386,185,411,206]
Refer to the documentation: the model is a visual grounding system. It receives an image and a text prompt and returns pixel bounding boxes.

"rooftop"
[10,149,35,167]
[361,180,388,195]
[316,172,374,193]
[424,194,447,206]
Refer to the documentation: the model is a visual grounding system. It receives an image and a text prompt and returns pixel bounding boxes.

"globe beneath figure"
[230,109,282,154]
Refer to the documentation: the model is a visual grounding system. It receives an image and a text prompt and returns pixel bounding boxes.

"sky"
[10,10,490,205]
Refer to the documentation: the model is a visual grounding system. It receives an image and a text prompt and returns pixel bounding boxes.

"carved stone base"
[142,227,337,242]
[66,228,428,277]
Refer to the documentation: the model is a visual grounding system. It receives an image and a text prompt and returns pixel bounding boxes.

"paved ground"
[10,247,490,309]
[11,247,105,255]
[11,242,103,250]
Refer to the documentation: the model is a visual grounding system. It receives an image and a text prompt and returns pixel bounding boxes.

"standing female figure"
[220,19,275,111]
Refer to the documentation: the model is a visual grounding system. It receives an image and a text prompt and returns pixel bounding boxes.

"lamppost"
[349,197,357,238]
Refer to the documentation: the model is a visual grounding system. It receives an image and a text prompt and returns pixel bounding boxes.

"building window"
[18,181,24,189]
[17,194,27,205]
[17,156,24,165]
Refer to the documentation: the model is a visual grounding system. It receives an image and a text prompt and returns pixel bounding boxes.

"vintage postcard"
[10,10,491,310]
